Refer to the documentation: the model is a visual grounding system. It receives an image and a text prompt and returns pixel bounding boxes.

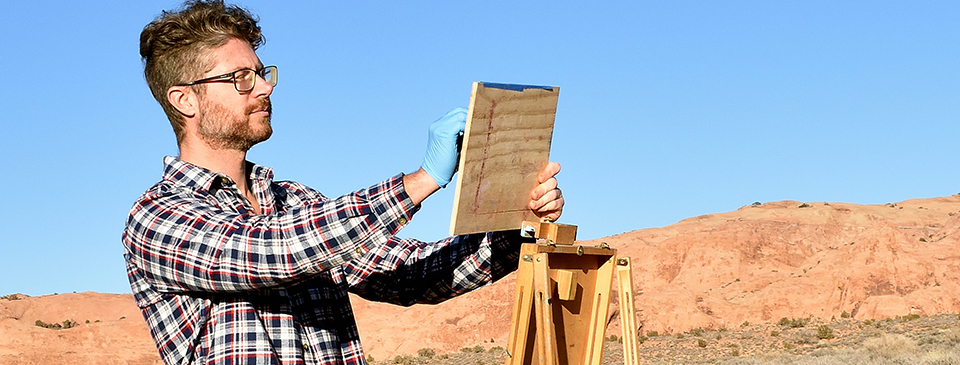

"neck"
[179,139,262,214]
[180,141,248,183]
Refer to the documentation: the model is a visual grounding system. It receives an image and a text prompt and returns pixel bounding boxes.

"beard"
[197,98,273,151]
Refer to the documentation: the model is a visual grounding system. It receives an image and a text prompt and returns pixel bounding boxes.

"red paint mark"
[473,100,497,212]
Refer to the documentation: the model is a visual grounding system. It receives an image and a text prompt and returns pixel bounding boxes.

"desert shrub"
[841,311,851,318]
[770,330,780,337]
[900,313,921,322]
[489,346,503,352]
[945,328,960,345]
[817,324,834,340]
[606,335,619,342]
[779,317,811,328]
[417,348,435,358]
[799,203,811,208]
[391,355,416,365]
[689,328,704,337]
[727,344,740,357]
[1,294,22,300]
[34,319,78,330]
[676,333,685,339]
[646,330,659,337]
[697,338,707,348]
[638,335,648,344]
[741,321,750,328]
[863,334,917,359]
[460,345,485,353]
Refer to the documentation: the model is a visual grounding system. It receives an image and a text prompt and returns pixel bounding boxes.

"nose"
[252,72,273,97]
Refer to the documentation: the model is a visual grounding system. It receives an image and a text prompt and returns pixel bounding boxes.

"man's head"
[140,0,271,149]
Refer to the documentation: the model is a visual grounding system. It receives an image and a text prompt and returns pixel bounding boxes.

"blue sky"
[1,1,957,296]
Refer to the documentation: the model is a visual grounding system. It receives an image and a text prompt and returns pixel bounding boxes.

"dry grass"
[369,314,960,365]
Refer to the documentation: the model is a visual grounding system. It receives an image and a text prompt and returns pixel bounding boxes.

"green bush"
[417,348,435,358]
[460,345,485,353]
[697,338,707,348]
[817,324,834,340]
[778,317,810,328]
[689,328,704,337]
[391,355,416,365]
[34,319,78,330]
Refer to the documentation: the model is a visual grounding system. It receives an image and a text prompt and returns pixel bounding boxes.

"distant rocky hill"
[3,195,960,363]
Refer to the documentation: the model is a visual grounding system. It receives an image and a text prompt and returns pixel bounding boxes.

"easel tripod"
[504,220,640,365]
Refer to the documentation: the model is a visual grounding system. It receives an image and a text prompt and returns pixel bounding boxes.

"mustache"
[246,98,271,114]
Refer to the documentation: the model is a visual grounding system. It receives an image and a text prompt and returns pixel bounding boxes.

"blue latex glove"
[421,107,468,188]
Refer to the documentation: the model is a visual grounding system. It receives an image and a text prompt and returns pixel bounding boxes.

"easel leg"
[533,253,559,364]
[617,257,639,365]
[505,250,536,365]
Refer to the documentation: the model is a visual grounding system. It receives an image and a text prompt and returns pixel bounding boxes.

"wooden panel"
[450,82,560,236]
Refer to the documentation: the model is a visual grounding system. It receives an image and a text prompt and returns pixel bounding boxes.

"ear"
[167,86,198,118]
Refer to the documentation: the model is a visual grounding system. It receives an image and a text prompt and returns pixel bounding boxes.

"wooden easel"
[443,81,640,364]
[505,221,639,365]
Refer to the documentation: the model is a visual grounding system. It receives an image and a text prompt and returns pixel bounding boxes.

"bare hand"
[528,162,564,221]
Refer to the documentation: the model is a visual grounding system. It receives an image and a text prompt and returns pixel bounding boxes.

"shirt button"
[219,176,230,185]
[398,217,408,225]
[355,247,364,254]
[302,344,309,350]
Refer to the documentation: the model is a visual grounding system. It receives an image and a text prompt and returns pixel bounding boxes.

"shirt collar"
[161,156,275,194]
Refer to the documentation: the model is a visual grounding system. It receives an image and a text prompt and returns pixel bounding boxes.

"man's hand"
[529,162,564,222]
[421,108,468,188]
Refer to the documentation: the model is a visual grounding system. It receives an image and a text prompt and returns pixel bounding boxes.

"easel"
[504,220,639,365]
[444,81,640,364]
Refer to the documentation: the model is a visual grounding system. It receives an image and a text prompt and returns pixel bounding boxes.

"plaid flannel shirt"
[123,157,525,365]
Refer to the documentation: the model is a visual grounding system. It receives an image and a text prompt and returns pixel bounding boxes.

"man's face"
[194,38,273,151]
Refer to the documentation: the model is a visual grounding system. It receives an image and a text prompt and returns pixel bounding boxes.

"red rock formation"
[4,196,960,362]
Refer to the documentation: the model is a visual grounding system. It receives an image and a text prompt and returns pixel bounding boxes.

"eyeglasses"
[178,65,278,92]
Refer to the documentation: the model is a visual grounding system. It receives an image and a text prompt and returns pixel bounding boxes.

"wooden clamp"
[521,220,578,245]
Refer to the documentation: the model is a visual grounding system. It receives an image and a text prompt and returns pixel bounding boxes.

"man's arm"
[402,167,440,205]
[123,175,417,294]
[345,162,565,305]
[344,230,529,305]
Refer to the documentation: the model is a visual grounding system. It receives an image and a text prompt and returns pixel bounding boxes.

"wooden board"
[450,82,560,236]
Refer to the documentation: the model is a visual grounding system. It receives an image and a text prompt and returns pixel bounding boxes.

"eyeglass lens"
[235,66,277,91]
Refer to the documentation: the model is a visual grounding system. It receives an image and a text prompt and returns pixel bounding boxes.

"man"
[124,1,564,364]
